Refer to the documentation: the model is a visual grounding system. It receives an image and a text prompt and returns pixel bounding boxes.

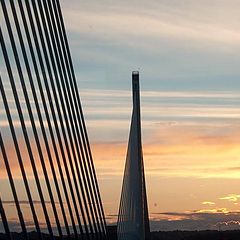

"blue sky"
[61,0,240,92]
[1,0,240,232]
[59,0,240,230]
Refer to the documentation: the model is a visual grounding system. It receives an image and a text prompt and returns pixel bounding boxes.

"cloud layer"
[1,0,240,232]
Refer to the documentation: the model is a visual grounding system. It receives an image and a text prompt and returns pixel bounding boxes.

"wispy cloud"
[1,0,240,229]
[63,1,240,48]
[220,194,240,202]
[81,89,240,99]
[196,208,229,214]
[149,210,240,231]
[90,120,240,179]
[202,201,215,206]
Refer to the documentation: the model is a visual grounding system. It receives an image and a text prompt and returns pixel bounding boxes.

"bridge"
[0,1,150,240]
[117,72,150,240]
[0,1,107,239]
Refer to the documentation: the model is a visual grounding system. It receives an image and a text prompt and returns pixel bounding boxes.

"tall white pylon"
[117,72,150,240]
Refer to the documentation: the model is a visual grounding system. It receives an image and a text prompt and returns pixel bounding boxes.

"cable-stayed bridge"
[0,1,150,240]
[117,72,150,240]
[0,1,107,239]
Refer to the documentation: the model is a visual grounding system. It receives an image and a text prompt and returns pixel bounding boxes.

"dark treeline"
[0,232,98,240]
[151,230,240,240]
[1,230,240,240]
[106,225,240,240]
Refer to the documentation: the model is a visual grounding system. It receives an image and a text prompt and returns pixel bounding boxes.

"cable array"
[0,1,107,239]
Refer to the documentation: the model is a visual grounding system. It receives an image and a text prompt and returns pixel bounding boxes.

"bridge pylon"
[117,72,150,240]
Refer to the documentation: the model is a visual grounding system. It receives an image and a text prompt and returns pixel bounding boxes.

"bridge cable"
[1,3,56,239]
[0,69,43,240]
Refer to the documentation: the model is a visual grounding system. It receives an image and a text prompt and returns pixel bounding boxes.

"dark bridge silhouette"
[0,1,151,240]
[0,0,107,239]
[117,72,150,240]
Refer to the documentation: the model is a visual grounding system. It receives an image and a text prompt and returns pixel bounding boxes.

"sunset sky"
[1,0,240,232]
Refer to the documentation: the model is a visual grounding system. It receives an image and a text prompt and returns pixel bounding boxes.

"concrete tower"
[117,72,150,240]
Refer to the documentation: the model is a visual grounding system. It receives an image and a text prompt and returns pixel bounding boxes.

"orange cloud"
[2,121,240,181]
[90,122,240,179]
[196,208,229,214]
[202,201,215,206]
[220,194,240,202]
